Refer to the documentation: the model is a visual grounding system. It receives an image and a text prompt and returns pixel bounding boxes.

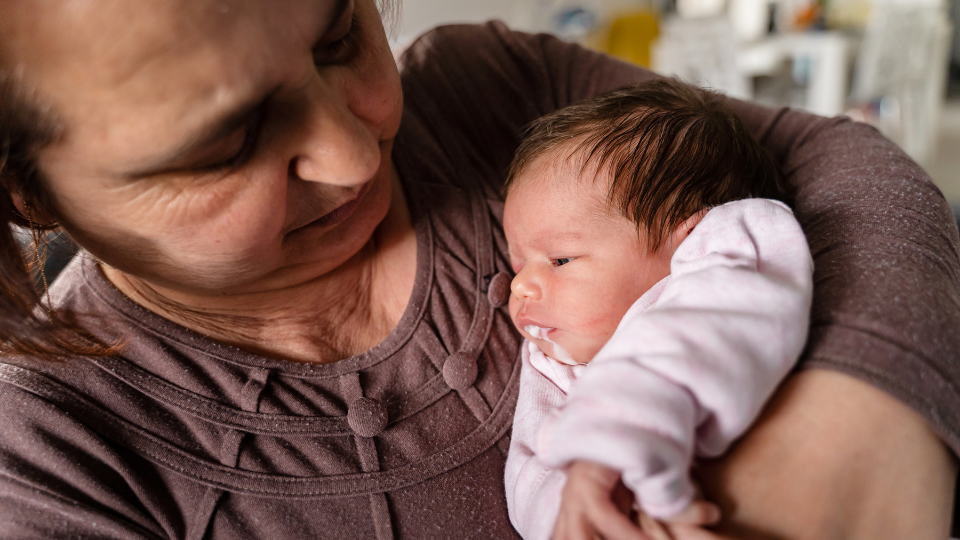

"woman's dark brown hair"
[0,75,110,360]
[505,78,788,251]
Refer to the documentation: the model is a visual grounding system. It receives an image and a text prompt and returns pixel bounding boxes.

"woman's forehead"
[2,0,329,114]
[1,0,341,164]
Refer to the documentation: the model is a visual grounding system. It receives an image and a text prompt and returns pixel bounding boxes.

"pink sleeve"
[505,342,570,540]
[537,199,814,518]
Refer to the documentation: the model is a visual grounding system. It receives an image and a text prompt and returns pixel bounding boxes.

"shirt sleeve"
[504,342,569,540]
[0,366,167,540]
[537,200,814,519]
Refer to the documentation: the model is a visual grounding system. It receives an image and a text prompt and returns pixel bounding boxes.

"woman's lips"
[288,181,372,234]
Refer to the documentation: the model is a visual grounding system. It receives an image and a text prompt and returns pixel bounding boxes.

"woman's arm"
[399,22,960,537]
[695,369,957,540]
[528,32,960,539]
[523,32,960,539]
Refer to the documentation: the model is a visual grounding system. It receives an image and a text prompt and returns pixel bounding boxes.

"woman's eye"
[552,257,574,267]
[197,109,264,172]
[314,16,361,65]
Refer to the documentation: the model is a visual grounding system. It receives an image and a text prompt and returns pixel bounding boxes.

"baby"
[502,79,814,540]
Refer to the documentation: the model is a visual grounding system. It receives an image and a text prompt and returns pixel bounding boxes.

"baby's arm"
[538,199,815,519]
[508,344,673,540]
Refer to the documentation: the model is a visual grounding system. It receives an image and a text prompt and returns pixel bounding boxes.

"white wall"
[395,0,656,44]
[396,0,534,44]
[951,0,960,64]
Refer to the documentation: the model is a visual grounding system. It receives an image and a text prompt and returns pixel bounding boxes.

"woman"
[0,1,957,539]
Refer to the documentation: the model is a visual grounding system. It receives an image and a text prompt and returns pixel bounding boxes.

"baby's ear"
[655,209,708,257]
[675,209,708,241]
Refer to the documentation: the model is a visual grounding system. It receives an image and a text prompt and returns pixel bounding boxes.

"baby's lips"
[514,315,552,337]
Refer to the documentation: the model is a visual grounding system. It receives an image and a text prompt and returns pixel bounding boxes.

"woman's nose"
[286,74,381,187]
[511,267,542,301]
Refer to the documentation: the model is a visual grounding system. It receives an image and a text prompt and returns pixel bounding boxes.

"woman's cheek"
[164,176,287,267]
[187,200,284,263]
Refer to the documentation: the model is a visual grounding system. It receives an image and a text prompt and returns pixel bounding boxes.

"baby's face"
[503,155,674,365]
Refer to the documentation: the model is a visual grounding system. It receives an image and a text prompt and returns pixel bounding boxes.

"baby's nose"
[510,269,541,301]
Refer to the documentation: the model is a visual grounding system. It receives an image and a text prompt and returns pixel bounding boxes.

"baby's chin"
[541,342,580,365]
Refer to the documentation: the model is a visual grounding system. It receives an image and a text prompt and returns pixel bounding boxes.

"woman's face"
[3,0,403,297]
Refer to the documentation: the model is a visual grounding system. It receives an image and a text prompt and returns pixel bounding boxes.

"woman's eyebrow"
[122,96,267,179]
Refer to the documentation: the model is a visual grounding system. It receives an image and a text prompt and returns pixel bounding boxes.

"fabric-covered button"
[487,272,512,307]
[347,397,388,438]
[443,352,478,391]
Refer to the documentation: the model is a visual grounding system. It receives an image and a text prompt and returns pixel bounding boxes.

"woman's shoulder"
[393,21,657,200]
[396,21,542,86]
[396,21,656,106]
[393,22,548,199]
[0,360,171,538]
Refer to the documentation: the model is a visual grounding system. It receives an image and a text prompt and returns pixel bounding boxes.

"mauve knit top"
[1,22,958,540]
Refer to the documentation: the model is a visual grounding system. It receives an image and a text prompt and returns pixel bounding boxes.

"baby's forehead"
[506,157,625,238]
[512,144,612,203]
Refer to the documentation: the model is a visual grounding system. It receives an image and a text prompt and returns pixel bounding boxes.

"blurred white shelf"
[737,32,853,117]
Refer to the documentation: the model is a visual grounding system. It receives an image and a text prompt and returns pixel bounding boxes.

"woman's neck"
[102,178,418,365]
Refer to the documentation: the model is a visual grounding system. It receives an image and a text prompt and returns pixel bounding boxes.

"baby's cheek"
[562,333,605,364]
[570,312,625,358]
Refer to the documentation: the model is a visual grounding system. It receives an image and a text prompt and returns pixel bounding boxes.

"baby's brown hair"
[504,79,787,251]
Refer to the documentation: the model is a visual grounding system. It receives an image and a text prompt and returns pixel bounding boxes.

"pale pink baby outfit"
[504,199,814,540]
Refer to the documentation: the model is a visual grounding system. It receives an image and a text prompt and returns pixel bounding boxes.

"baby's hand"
[552,459,723,540]
[551,460,647,540]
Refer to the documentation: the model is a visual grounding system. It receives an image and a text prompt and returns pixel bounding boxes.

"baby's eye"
[552,257,574,267]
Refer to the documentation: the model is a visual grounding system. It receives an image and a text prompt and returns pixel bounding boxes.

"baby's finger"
[589,501,651,540]
[638,512,673,540]
[665,523,737,540]
[666,501,721,526]
[552,510,590,540]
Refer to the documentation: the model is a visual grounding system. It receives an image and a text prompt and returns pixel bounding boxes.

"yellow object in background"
[604,11,660,68]
[825,0,872,30]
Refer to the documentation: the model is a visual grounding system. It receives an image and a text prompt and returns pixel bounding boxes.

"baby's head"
[503,79,784,365]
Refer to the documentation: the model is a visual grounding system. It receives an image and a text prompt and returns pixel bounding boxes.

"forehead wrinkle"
[80,3,258,89]
[11,1,187,82]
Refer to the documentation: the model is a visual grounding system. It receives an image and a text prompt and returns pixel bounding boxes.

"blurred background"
[395,0,960,220]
